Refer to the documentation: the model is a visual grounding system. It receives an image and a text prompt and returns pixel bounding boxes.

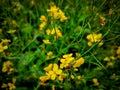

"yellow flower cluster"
[0,39,11,53]
[93,78,99,86]
[86,33,103,46]
[46,51,55,60]
[73,57,84,68]
[39,63,67,83]
[59,53,74,69]
[42,27,62,43]
[59,53,84,71]
[39,15,47,30]
[46,27,62,39]
[47,4,68,22]
[2,61,14,74]
[1,78,16,90]
[104,56,116,67]
[39,53,84,84]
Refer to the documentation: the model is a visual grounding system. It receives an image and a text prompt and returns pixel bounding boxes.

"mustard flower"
[59,53,74,68]
[30,0,35,6]
[93,78,99,86]
[46,63,62,80]
[86,33,103,46]
[116,46,120,55]
[46,51,54,60]
[0,43,8,53]
[7,30,16,34]
[8,82,16,90]
[46,29,51,35]
[40,63,66,82]
[1,39,11,43]
[1,83,7,88]
[1,80,16,90]
[39,15,47,30]
[71,75,75,79]
[39,22,47,30]
[40,15,47,22]
[58,73,67,81]
[12,20,18,27]
[39,75,50,83]
[2,61,14,74]
[43,39,51,44]
[44,63,53,72]
[73,57,84,68]
[52,85,55,90]
[104,56,110,61]
[47,4,68,22]
[107,62,114,67]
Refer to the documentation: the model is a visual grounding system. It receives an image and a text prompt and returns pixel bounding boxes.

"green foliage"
[0,0,120,90]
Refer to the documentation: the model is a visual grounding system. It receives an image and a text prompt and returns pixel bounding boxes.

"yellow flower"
[77,75,81,80]
[98,41,103,47]
[86,33,103,46]
[52,85,55,90]
[39,15,47,30]
[58,73,67,81]
[41,63,64,81]
[60,53,74,68]
[0,43,8,53]
[39,22,47,30]
[47,51,53,56]
[71,75,75,79]
[12,20,18,27]
[0,28,2,34]
[104,56,110,61]
[73,57,84,68]
[75,52,81,57]
[107,62,114,67]
[2,61,14,74]
[110,56,116,60]
[47,5,58,13]
[51,29,56,34]
[8,82,16,90]
[55,28,62,37]
[12,78,16,84]
[59,10,68,21]
[44,63,53,71]
[1,39,11,43]
[7,30,16,34]
[47,4,68,22]
[1,83,7,88]
[93,78,99,86]
[53,63,62,74]
[40,15,47,22]
[39,76,50,82]
[46,29,51,35]
[46,51,54,60]
[63,53,73,58]
[0,44,4,53]
[30,0,35,6]
[3,46,8,50]
[87,41,92,46]
[47,71,56,80]
[116,46,120,55]
[46,64,62,80]
[43,39,51,44]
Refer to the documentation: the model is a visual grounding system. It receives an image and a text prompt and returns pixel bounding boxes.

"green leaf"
[22,24,33,35]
